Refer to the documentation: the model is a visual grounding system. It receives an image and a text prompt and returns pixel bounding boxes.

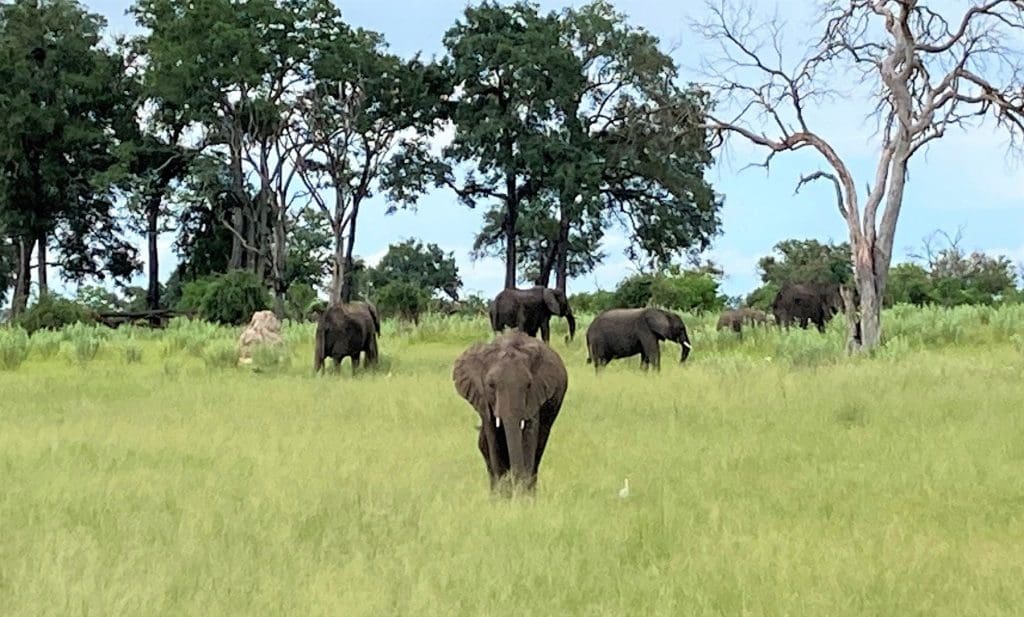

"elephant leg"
[478,427,497,484]
[539,319,550,343]
[639,333,660,371]
[366,335,379,366]
[532,405,561,482]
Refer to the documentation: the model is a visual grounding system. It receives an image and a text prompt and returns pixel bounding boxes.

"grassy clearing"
[2,307,1024,615]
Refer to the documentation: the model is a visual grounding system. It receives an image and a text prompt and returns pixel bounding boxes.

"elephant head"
[453,332,567,488]
[645,308,692,363]
[538,287,576,341]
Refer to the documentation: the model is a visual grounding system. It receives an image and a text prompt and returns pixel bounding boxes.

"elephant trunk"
[678,332,692,363]
[564,309,576,341]
[494,393,537,488]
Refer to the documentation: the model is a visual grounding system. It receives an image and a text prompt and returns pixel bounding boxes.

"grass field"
[2,306,1024,616]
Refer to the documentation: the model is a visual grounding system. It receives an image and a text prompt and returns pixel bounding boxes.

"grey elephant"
[586,307,692,371]
[313,301,380,374]
[771,282,842,332]
[716,307,770,333]
[453,331,569,494]
[489,286,576,343]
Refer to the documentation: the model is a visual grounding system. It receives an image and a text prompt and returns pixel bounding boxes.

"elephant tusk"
[495,416,501,428]
[520,419,525,430]
[683,341,692,349]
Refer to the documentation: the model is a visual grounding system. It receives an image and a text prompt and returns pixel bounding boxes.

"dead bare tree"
[695,0,1024,352]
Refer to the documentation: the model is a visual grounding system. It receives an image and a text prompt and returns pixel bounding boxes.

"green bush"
[16,293,93,334]
[374,281,428,323]
[285,282,318,322]
[203,340,239,370]
[197,270,272,325]
[0,327,31,370]
[650,272,725,313]
[569,290,615,315]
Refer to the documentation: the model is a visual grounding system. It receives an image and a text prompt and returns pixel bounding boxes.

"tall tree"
[293,10,447,304]
[367,238,463,301]
[698,0,1024,351]
[0,0,139,314]
[439,1,580,289]
[449,1,722,293]
[131,0,325,316]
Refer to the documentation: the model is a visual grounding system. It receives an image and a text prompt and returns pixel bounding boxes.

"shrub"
[70,334,101,364]
[250,344,292,374]
[650,272,725,313]
[0,327,31,370]
[203,340,239,370]
[30,330,63,359]
[569,290,615,315]
[16,293,93,334]
[286,282,318,322]
[374,281,429,324]
[198,270,272,325]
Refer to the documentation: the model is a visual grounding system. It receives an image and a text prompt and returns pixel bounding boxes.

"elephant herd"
[310,280,844,494]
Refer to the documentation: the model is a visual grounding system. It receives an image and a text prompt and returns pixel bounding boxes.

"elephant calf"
[716,307,769,333]
[452,331,568,493]
[586,307,692,371]
[313,301,380,374]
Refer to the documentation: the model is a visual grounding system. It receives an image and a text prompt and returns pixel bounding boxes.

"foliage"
[885,263,932,307]
[568,290,616,315]
[0,0,140,296]
[445,1,722,287]
[373,281,430,324]
[745,283,781,312]
[366,239,462,301]
[15,294,94,335]
[285,282,318,322]
[0,326,30,370]
[198,271,272,325]
[757,239,853,289]
[612,270,725,313]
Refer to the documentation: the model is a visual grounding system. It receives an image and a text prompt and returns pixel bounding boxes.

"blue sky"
[81,0,1024,300]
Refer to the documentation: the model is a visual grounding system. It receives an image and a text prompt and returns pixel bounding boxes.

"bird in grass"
[618,478,630,499]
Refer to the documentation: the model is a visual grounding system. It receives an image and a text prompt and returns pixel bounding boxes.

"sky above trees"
[83,0,1024,298]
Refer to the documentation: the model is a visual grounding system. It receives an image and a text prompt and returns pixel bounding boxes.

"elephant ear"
[541,288,561,314]
[366,302,381,335]
[525,339,567,412]
[453,343,491,415]
[643,308,673,340]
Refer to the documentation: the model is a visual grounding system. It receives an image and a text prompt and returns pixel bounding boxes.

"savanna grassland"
[2,306,1024,616]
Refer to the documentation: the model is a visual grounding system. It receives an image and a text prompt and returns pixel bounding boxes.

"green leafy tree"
[437,1,578,290]
[1,0,140,315]
[757,239,853,289]
[367,239,462,301]
[884,263,931,307]
[132,0,328,315]
[453,1,721,292]
[293,10,448,304]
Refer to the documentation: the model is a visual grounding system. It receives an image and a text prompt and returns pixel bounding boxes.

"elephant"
[489,286,576,344]
[716,307,770,333]
[771,282,843,332]
[586,307,692,371]
[313,301,380,374]
[452,330,568,493]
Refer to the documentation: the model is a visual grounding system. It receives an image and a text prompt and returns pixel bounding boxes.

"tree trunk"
[329,235,345,305]
[504,173,518,290]
[11,237,35,316]
[271,208,288,319]
[534,241,557,287]
[36,232,47,296]
[228,141,246,270]
[339,204,360,304]
[553,210,571,294]
[146,196,161,310]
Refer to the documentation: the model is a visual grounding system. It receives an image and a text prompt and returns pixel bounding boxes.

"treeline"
[0,0,721,321]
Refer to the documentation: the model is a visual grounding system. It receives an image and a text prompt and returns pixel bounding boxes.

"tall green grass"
[1,304,1023,615]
